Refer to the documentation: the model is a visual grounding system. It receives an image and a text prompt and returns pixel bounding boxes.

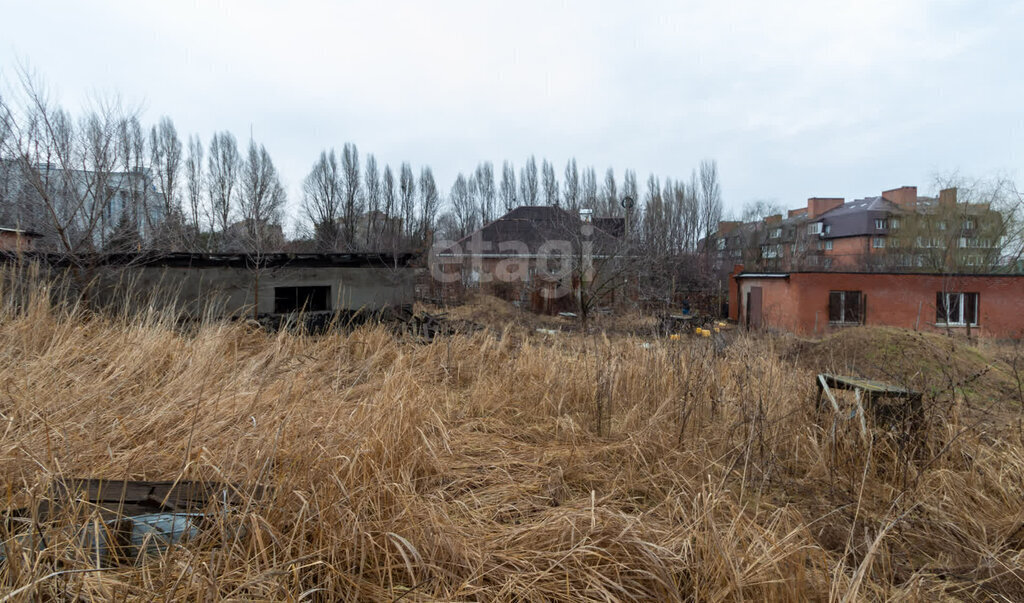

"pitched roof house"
[434,206,625,313]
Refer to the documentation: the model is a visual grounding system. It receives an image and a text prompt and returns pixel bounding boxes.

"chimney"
[788,207,807,219]
[717,220,740,235]
[882,186,918,208]
[579,208,593,223]
[939,187,957,207]
[807,197,844,219]
[764,214,782,224]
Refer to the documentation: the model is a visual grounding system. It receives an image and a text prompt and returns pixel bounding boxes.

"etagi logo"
[430,222,596,299]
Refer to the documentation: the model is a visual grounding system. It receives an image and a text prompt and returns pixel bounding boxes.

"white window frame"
[890,217,900,230]
[936,292,979,327]
[872,236,885,249]
[824,240,833,251]
[770,227,782,239]
[874,218,887,230]
[807,222,822,235]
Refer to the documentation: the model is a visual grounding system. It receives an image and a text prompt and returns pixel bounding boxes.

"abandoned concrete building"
[5,252,416,320]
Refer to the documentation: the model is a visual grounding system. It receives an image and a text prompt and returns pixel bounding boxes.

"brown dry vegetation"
[1,285,1024,600]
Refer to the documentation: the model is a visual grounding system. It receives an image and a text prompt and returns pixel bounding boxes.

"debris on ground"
[1,479,266,565]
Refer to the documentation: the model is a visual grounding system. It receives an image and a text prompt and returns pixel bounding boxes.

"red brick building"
[730,268,1024,338]
[0,228,41,252]
[710,186,1008,279]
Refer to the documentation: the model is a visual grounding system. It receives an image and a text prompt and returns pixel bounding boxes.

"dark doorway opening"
[274,286,331,314]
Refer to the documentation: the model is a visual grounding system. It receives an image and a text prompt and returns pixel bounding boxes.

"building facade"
[730,268,1024,338]
[434,206,625,313]
[711,186,1010,279]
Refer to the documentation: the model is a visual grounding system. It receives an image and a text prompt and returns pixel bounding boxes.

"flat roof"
[0,251,418,269]
[0,227,43,237]
[737,270,1024,279]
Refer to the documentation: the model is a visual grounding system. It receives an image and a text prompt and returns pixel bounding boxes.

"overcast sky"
[2,0,1022,227]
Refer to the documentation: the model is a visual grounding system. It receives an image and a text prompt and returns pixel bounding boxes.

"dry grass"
[1,282,1024,600]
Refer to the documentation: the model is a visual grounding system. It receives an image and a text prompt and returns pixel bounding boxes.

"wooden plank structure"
[2,479,266,564]
[816,373,923,432]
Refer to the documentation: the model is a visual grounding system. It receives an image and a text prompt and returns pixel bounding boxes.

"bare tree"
[207,131,241,246]
[519,155,538,205]
[500,161,516,213]
[474,162,495,223]
[698,159,723,248]
[581,166,598,210]
[1,70,137,255]
[563,158,580,211]
[450,172,476,239]
[149,118,182,221]
[364,153,381,249]
[302,149,342,251]
[399,162,416,242]
[113,115,150,250]
[184,134,204,247]
[238,140,286,252]
[418,166,439,246]
[642,174,666,252]
[340,142,361,249]
[741,199,784,222]
[542,159,559,206]
[683,170,700,250]
[382,164,397,249]
[601,168,618,217]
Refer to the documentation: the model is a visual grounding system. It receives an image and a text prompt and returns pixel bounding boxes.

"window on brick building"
[872,237,885,248]
[824,240,833,251]
[875,218,887,230]
[829,290,864,324]
[936,292,978,326]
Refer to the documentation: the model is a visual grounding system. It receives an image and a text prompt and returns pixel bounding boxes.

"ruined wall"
[93,264,414,318]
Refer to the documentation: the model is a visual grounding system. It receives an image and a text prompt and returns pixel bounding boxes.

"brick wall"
[732,272,1024,337]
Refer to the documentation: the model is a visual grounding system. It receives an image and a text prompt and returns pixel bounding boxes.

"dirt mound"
[420,293,571,331]
[785,326,1021,405]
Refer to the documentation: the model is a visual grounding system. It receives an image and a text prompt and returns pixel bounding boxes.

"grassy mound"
[787,326,1022,408]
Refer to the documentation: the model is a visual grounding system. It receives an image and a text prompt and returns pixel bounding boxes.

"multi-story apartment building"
[710,186,1010,277]
[0,159,166,252]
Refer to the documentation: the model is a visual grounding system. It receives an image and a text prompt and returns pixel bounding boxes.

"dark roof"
[593,217,625,238]
[815,196,899,239]
[816,196,896,218]
[445,206,621,255]
[0,251,417,269]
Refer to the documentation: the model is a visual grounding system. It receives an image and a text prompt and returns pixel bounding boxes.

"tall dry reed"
[0,278,1022,600]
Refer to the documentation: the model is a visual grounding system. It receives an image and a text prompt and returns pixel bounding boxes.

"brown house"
[0,227,42,252]
[730,267,1024,338]
[434,206,624,313]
